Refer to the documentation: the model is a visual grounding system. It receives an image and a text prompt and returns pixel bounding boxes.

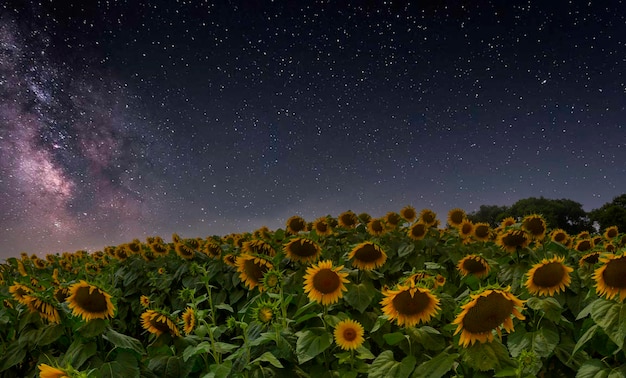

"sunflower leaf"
[103,328,146,356]
[344,281,376,313]
[251,351,284,368]
[571,325,599,360]
[461,339,515,372]
[99,351,140,378]
[368,351,415,378]
[63,339,97,369]
[526,297,563,323]
[411,350,459,378]
[591,299,626,350]
[295,328,332,364]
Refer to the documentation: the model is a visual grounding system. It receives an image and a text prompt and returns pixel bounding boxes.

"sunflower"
[496,229,530,253]
[525,256,573,296]
[499,217,517,228]
[25,295,60,324]
[458,220,474,239]
[419,209,438,226]
[236,254,273,290]
[286,215,307,234]
[158,267,166,275]
[66,280,115,322]
[283,238,322,264]
[452,288,525,347]
[604,226,619,240]
[334,319,365,351]
[175,243,195,260]
[253,226,272,240]
[594,254,626,301]
[592,236,604,248]
[141,309,180,337]
[203,241,222,258]
[303,260,350,306]
[223,254,238,267]
[33,257,48,269]
[140,295,150,308]
[114,246,129,261]
[262,269,282,292]
[579,251,601,266]
[312,217,333,236]
[521,214,547,240]
[408,222,428,241]
[242,240,276,257]
[457,255,491,278]
[606,243,616,253]
[17,260,28,276]
[9,282,33,305]
[447,208,466,228]
[574,239,594,253]
[367,218,387,236]
[400,206,417,222]
[182,307,196,335]
[252,299,278,324]
[348,242,387,270]
[54,287,70,303]
[338,211,359,229]
[150,242,169,256]
[550,229,569,245]
[38,364,69,378]
[472,223,491,242]
[380,279,440,327]
[385,212,402,229]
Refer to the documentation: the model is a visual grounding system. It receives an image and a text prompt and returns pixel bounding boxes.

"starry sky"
[1,1,625,259]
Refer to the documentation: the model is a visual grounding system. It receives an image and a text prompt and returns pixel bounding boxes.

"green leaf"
[526,297,563,322]
[576,359,610,378]
[98,351,140,378]
[398,243,415,258]
[295,329,332,364]
[203,362,232,378]
[214,342,238,354]
[462,340,514,372]
[183,341,213,362]
[148,356,188,378]
[406,326,446,351]
[508,324,559,358]
[78,318,108,338]
[572,325,599,359]
[344,281,376,313]
[368,351,416,378]
[36,323,64,346]
[251,352,283,368]
[411,351,459,378]
[104,328,146,356]
[215,303,234,312]
[383,332,406,346]
[591,299,626,349]
[0,341,26,372]
[63,339,97,369]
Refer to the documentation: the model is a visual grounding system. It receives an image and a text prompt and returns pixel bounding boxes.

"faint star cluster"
[1,1,625,258]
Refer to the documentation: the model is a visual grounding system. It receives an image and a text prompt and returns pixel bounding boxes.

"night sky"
[1,1,625,260]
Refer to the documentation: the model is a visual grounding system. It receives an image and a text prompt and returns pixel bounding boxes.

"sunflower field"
[2,207,626,377]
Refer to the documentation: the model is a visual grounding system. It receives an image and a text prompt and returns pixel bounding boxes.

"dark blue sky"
[1,1,625,259]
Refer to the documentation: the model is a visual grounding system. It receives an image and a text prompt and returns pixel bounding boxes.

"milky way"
[1,1,625,259]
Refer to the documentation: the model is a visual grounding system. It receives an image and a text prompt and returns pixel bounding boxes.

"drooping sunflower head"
[286,215,307,234]
[312,216,333,236]
[550,229,569,245]
[574,239,594,253]
[592,236,604,248]
[334,319,365,351]
[114,246,129,261]
[380,280,441,327]
[141,309,180,337]
[604,226,619,240]
[348,242,387,270]
[66,280,115,322]
[367,218,387,236]
[9,282,33,305]
[25,294,60,324]
[175,243,196,260]
[419,209,438,226]
[453,288,525,347]
[242,240,276,257]
[408,222,428,241]
[385,212,402,228]
[579,251,601,267]
[594,254,626,301]
[458,220,474,239]
[358,212,372,224]
[38,363,70,378]
[236,254,273,291]
[457,255,491,278]
[525,256,573,296]
[253,226,272,240]
[338,211,359,229]
[472,222,491,242]
[223,254,238,267]
[400,206,417,222]
[447,208,466,228]
[54,286,70,303]
[521,214,547,240]
[203,241,222,259]
[182,307,196,335]
[496,229,530,253]
[303,260,350,306]
[606,243,616,253]
[33,257,48,269]
[283,238,322,264]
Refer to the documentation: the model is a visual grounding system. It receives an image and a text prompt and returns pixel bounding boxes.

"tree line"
[466,194,626,235]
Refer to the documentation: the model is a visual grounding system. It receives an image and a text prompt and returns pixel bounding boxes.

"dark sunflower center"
[316,223,328,233]
[462,292,514,333]
[450,212,464,225]
[474,225,490,239]
[371,221,384,232]
[411,224,426,238]
[290,241,318,257]
[503,232,527,247]
[289,219,306,232]
[313,269,341,294]
[387,214,401,225]
[342,327,357,341]
[463,258,487,274]
[391,290,431,316]
[461,223,473,235]
[152,318,174,333]
[75,286,109,313]
[603,257,626,288]
[354,244,382,263]
[582,253,600,264]
[532,262,565,287]
[576,240,592,252]
[402,210,416,220]
[553,233,567,243]
[607,229,618,238]
[244,259,269,283]
[422,213,435,224]
[341,215,356,227]
[524,218,545,236]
